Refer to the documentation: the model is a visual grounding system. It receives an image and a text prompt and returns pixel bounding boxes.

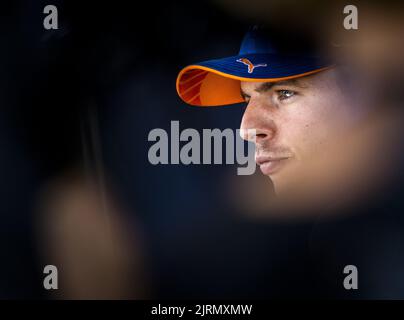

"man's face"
[240,69,359,194]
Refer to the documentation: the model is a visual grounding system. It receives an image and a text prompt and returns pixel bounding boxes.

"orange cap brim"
[176,65,333,107]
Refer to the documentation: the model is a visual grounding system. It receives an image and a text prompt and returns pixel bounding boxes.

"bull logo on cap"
[236,58,267,74]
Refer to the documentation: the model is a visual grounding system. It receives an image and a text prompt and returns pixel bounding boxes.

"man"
[176,25,404,298]
[176,26,370,206]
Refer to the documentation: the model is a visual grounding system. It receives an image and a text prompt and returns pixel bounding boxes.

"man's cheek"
[284,121,317,157]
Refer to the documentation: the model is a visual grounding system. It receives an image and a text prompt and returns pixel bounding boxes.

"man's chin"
[269,176,290,198]
[264,163,318,208]
[264,161,300,195]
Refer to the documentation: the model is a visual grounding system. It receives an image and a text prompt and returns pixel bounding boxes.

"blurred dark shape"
[36,172,148,299]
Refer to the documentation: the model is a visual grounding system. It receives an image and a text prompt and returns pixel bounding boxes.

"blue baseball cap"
[176,26,334,106]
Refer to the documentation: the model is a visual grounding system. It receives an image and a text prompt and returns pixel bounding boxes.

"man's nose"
[239,101,276,144]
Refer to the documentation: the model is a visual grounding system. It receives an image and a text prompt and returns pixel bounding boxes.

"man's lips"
[255,155,291,175]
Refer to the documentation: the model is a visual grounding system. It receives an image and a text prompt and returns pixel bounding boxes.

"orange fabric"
[176,65,334,107]
[199,72,243,106]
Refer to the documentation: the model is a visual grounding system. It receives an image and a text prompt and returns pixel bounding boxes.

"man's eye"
[277,90,296,101]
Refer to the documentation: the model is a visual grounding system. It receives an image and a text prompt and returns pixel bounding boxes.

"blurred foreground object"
[36,172,148,299]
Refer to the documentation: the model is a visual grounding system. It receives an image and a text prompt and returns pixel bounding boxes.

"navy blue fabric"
[191,27,333,79]
[238,27,278,55]
[195,53,331,79]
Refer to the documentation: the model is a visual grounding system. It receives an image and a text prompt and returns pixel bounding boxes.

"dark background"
[1,0,404,299]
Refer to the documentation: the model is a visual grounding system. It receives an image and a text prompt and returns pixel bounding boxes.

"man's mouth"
[255,155,291,175]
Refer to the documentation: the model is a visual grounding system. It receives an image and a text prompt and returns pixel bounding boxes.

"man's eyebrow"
[240,89,249,100]
[255,79,307,93]
[240,78,307,99]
